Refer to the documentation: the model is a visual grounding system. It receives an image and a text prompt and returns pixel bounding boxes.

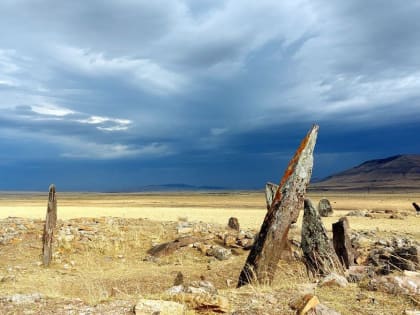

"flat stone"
[206,246,232,260]
[8,293,43,304]
[319,273,348,288]
[134,299,185,315]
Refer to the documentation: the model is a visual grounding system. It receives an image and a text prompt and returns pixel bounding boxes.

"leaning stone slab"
[301,199,344,277]
[238,125,318,287]
[332,217,354,269]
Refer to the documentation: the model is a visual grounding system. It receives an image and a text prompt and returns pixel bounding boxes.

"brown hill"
[311,154,420,191]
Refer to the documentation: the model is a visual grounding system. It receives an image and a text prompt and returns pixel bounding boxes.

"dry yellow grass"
[1,190,419,233]
[0,190,419,314]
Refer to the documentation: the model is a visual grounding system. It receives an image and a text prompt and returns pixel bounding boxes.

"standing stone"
[318,198,333,217]
[237,125,318,287]
[265,182,278,210]
[301,199,343,277]
[332,217,354,269]
[42,184,57,266]
[228,217,240,231]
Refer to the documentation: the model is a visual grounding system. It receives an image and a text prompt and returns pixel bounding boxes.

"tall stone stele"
[42,184,57,267]
[238,124,319,287]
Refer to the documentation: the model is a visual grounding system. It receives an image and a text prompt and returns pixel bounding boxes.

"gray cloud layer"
[0,0,419,189]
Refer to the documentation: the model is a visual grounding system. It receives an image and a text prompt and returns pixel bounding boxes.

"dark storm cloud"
[0,0,419,190]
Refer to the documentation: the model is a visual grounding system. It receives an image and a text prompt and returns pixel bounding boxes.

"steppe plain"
[0,190,419,314]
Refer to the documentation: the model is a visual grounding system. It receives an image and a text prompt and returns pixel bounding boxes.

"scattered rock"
[319,273,348,288]
[206,246,232,260]
[389,214,404,220]
[312,303,341,315]
[346,266,372,283]
[368,271,420,295]
[0,275,16,283]
[134,299,186,315]
[177,222,193,234]
[173,271,183,286]
[228,217,240,231]
[223,234,237,247]
[391,246,419,271]
[318,199,333,217]
[346,210,369,217]
[147,236,199,257]
[7,293,43,304]
[289,293,319,315]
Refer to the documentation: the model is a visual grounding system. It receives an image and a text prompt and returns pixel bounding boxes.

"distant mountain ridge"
[311,154,420,190]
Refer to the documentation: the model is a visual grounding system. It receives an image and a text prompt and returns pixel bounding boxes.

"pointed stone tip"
[304,198,313,208]
[49,184,56,192]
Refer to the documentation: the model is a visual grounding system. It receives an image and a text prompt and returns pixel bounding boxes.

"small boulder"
[346,210,369,217]
[134,299,185,315]
[223,234,237,247]
[206,246,232,260]
[319,273,348,288]
[289,293,319,315]
[228,217,240,231]
[8,293,43,304]
[318,199,333,217]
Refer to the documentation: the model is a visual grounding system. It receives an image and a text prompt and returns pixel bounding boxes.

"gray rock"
[206,246,232,260]
[314,303,341,315]
[346,210,369,217]
[134,299,185,315]
[8,293,43,304]
[319,273,348,288]
[318,198,333,217]
[228,217,240,231]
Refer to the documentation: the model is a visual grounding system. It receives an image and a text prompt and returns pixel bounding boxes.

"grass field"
[1,190,419,234]
[1,190,419,314]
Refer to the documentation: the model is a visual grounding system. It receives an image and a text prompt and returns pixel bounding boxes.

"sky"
[0,0,419,191]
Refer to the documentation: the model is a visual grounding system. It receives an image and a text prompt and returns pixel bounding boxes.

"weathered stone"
[174,271,184,286]
[172,293,229,313]
[346,210,368,217]
[369,273,420,295]
[390,245,419,271]
[42,184,57,267]
[289,293,319,315]
[346,266,372,283]
[147,236,199,257]
[301,199,344,277]
[318,199,333,217]
[8,293,43,304]
[265,182,278,210]
[312,304,341,315]
[238,125,318,287]
[413,202,420,213]
[134,299,185,315]
[206,246,232,260]
[228,217,240,231]
[177,222,193,234]
[224,234,237,247]
[319,273,348,288]
[332,217,354,269]
[237,237,254,249]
